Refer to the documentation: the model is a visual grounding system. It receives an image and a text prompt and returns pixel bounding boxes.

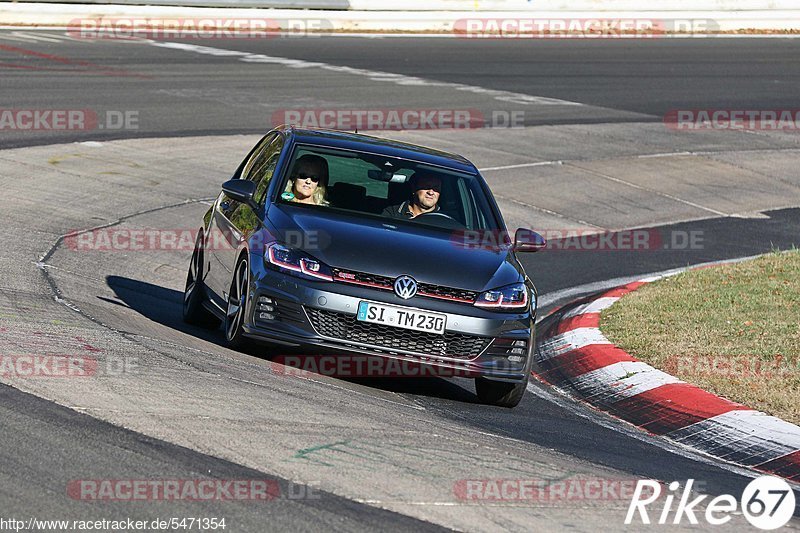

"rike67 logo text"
[626,477,795,530]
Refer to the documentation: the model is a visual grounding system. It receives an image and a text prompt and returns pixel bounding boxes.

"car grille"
[305,308,492,360]
[417,283,477,303]
[331,268,478,304]
[332,269,393,290]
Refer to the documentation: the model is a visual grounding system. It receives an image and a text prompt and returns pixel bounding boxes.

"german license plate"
[357,301,446,335]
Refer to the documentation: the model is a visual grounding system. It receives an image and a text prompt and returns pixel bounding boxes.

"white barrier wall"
[24,0,352,6]
[19,0,800,9]
[350,0,800,10]
[3,1,799,31]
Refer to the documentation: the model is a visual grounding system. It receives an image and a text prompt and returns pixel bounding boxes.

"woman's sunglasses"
[295,172,321,183]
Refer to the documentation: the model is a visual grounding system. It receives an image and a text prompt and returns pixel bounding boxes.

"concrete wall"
[18,0,800,10]
[4,1,799,32]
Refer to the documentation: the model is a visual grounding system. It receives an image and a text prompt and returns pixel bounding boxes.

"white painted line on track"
[565,162,730,217]
[0,32,37,42]
[9,31,63,42]
[636,151,694,158]
[0,31,75,43]
[480,160,563,172]
[147,40,585,108]
[492,192,605,229]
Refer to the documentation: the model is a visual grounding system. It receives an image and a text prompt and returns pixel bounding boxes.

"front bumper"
[242,266,535,382]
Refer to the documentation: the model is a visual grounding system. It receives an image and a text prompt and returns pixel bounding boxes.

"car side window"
[244,134,285,205]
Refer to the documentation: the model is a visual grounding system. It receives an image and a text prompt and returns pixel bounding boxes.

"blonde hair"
[287,154,330,206]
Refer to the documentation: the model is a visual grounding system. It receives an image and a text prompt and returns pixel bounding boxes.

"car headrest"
[388,181,410,205]
[329,182,366,209]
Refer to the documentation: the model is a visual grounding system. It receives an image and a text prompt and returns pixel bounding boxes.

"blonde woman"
[284,154,329,206]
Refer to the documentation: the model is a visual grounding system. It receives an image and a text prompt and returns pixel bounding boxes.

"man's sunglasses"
[295,172,321,183]
[415,182,441,193]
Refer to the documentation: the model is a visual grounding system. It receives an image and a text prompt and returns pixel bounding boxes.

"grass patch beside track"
[600,250,800,424]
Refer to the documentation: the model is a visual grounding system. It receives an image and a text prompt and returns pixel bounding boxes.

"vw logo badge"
[394,275,417,299]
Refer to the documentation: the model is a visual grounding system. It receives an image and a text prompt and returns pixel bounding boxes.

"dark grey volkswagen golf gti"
[183,126,545,407]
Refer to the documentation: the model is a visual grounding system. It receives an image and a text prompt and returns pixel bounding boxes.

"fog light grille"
[485,338,530,359]
[253,297,305,327]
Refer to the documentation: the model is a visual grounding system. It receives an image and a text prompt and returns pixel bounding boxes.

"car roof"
[277,126,478,174]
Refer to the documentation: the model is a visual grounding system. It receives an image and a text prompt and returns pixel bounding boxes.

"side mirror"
[221,179,258,210]
[513,228,546,253]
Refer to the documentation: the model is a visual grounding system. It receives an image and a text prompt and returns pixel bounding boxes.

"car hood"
[267,205,522,292]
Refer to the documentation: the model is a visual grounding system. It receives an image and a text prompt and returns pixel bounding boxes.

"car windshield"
[276,144,501,231]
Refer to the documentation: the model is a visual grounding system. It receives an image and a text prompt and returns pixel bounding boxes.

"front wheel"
[475,376,528,408]
[225,256,252,350]
[183,235,221,329]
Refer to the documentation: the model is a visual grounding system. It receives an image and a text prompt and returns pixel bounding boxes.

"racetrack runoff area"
[1,28,800,531]
[1,120,799,529]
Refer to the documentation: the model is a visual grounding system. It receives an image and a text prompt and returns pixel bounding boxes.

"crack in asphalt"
[33,196,223,375]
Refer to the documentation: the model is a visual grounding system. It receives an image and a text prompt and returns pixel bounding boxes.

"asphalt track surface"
[1,31,800,531]
[0,383,448,532]
[1,35,800,147]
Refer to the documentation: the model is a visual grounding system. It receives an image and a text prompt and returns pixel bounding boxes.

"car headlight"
[474,282,529,310]
[265,243,333,281]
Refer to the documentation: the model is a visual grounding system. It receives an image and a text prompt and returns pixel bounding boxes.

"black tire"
[475,375,528,408]
[225,255,252,350]
[183,234,221,329]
